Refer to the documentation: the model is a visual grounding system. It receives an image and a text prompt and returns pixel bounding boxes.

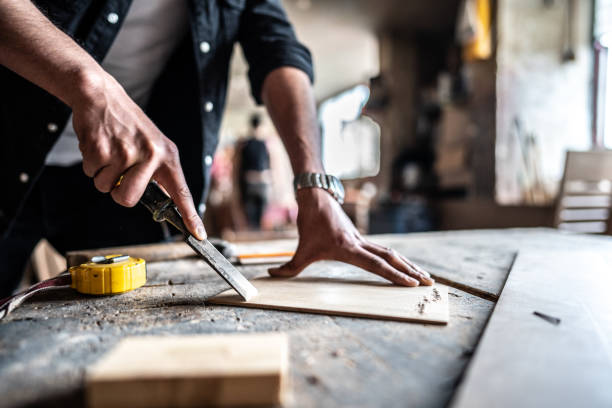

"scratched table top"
[1,228,611,408]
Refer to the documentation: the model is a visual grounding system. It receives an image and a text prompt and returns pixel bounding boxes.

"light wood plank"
[208,266,449,324]
[451,250,612,408]
[86,333,288,408]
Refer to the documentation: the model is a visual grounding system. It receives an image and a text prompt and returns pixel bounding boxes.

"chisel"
[139,181,257,301]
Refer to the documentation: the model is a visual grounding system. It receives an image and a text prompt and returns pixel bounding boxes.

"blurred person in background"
[238,114,271,230]
[0,0,433,298]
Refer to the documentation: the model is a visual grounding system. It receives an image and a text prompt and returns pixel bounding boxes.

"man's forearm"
[0,0,103,108]
[261,67,324,175]
[0,0,206,239]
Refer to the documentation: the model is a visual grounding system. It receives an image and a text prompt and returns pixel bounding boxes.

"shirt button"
[204,101,214,112]
[199,41,211,53]
[19,172,29,183]
[107,12,119,24]
[47,122,58,133]
[204,155,213,166]
[198,203,206,215]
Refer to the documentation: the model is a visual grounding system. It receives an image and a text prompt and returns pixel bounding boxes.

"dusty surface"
[3,228,599,408]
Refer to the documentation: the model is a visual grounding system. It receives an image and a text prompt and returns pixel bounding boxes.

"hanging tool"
[139,181,257,301]
[0,255,146,320]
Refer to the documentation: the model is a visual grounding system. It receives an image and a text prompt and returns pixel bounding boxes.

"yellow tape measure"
[70,254,147,295]
[0,254,147,320]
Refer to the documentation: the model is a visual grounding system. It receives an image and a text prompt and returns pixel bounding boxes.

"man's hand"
[269,188,434,286]
[0,0,205,240]
[71,72,206,240]
[262,67,431,286]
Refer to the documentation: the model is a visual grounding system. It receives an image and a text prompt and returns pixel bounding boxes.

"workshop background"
[199,0,612,240]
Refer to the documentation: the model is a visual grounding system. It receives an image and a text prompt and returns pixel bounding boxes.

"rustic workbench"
[1,228,611,408]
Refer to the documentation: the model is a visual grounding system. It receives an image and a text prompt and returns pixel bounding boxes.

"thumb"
[268,252,310,278]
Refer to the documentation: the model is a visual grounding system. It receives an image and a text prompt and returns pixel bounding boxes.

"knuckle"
[115,146,129,163]
[143,140,161,162]
[93,141,111,163]
[385,247,397,258]
[178,185,193,199]
[115,142,135,163]
[334,231,357,250]
[164,140,180,161]
[187,212,201,224]
[368,257,385,270]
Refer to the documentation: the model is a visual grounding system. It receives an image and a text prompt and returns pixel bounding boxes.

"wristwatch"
[293,173,345,204]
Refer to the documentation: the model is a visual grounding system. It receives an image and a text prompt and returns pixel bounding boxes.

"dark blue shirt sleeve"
[238,0,314,105]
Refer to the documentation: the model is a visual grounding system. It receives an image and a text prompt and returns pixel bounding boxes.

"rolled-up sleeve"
[238,0,314,104]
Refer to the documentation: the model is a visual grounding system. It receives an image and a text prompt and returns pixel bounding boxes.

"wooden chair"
[555,150,612,234]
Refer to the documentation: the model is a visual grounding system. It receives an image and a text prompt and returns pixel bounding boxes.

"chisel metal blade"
[140,181,257,301]
[186,235,258,301]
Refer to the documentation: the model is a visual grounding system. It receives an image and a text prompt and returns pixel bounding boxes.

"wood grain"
[86,333,288,408]
[451,250,612,408]
[208,274,449,325]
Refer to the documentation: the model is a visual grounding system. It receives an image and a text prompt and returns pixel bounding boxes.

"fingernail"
[196,225,207,240]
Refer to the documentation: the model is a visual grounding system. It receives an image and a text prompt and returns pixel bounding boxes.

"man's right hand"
[71,71,206,240]
[0,0,205,240]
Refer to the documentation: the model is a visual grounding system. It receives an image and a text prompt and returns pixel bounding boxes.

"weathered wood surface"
[1,228,611,408]
[0,261,491,408]
[452,249,612,408]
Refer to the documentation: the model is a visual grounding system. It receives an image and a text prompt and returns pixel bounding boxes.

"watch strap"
[293,173,345,204]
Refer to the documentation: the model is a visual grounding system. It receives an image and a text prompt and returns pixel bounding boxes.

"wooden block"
[209,276,449,325]
[86,333,289,408]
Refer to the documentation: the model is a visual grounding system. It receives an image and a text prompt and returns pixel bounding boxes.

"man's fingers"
[110,162,155,207]
[360,241,434,286]
[154,166,206,240]
[81,140,112,178]
[349,247,420,287]
[93,164,126,193]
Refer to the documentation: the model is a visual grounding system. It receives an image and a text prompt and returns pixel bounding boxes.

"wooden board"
[208,274,449,325]
[451,250,612,408]
[86,333,288,408]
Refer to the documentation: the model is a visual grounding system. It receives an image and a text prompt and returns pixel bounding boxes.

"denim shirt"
[0,0,313,237]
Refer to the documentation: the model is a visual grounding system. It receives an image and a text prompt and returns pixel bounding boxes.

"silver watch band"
[293,173,345,204]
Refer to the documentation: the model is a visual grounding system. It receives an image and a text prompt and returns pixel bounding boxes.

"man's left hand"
[269,188,434,286]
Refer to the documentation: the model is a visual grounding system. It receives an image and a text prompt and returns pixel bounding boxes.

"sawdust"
[417,302,425,314]
[432,288,441,301]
